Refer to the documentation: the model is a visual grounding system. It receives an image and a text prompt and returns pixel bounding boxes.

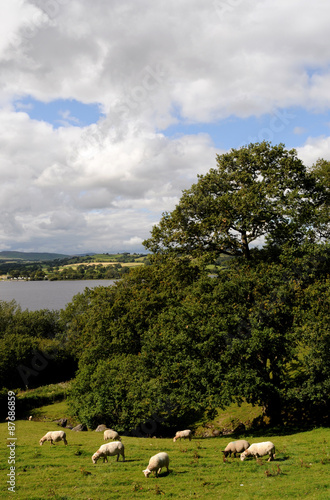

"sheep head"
[142,468,151,478]
[92,452,100,464]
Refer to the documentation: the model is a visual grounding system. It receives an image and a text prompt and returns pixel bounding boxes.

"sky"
[1,0,330,255]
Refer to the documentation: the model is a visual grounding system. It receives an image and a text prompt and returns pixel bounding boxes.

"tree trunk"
[241,231,251,260]
[263,392,283,426]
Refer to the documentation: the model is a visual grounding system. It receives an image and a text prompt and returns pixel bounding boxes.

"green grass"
[15,383,70,421]
[17,383,70,402]
[27,401,78,427]
[1,420,329,499]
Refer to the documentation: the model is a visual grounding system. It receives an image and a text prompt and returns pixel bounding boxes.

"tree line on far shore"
[0,253,148,280]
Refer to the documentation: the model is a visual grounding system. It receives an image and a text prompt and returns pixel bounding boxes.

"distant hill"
[0,251,72,262]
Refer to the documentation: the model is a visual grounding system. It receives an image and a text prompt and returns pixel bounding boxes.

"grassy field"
[61,261,143,269]
[1,419,329,499]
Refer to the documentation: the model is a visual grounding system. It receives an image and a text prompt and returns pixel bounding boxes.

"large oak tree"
[144,142,328,260]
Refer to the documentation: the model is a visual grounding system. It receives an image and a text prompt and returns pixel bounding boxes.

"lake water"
[0,279,117,311]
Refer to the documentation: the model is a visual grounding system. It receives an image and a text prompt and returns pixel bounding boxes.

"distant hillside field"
[0,251,71,261]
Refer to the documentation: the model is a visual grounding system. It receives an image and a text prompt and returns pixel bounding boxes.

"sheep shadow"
[155,471,171,478]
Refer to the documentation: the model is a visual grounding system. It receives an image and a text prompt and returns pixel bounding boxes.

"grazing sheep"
[222,439,250,458]
[143,452,170,478]
[173,429,192,442]
[240,441,276,462]
[28,416,33,421]
[92,441,125,464]
[104,429,121,441]
[39,431,68,446]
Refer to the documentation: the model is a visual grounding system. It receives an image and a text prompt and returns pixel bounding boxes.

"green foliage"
[287,277,330,421]
[66,242,330,429]
[65,258,211,428]
[68,355,154,430]
[143,142,327,261]
[310,158,330,189]
[0,301,76,391]
[309,158,330,240]
[47,263,128,280]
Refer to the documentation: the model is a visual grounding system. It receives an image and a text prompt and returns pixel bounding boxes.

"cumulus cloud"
[0,0,330,253]
[297,136,330,167]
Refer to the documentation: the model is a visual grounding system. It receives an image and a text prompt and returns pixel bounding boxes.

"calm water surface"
[0,280,116,311]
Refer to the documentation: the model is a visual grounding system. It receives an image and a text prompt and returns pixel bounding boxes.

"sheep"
[222,439,250,458]
[240,441,276,462]
[28,416,33,421]
[173,429,192,442]
[103,429,121,441]
[92,441,125,464]
[39,431,68,446]
[143,452,170,478]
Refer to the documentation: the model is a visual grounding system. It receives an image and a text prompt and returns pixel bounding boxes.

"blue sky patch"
[162,107,330,151]
[14,96,104,128]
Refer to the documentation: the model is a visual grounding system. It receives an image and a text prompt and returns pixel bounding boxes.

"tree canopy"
[144,142,328,260]
[65,242,330,429]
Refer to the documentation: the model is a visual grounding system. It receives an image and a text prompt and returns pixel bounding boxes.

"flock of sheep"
[38,428,276,478]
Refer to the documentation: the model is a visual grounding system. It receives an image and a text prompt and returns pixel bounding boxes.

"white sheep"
[104,429,121,441]
[240,441,276,462]
[143,452,170,478]
[39,431,68,446]
[222,439,250,458]
[173,429,192,442]
[92,441,125,463]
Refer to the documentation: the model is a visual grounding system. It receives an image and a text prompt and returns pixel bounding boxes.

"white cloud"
[297,136,330,167]
[0,0,330,253]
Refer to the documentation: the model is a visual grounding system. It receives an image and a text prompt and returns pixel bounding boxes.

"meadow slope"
[0,421,329,499]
